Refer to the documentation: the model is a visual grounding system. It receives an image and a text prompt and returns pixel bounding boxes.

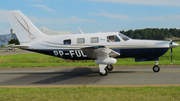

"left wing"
[81,46,120,59]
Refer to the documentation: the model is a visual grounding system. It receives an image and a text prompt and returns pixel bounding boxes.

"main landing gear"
[153,61,160,72]
[107,64,113,71]
[99,64,113,76]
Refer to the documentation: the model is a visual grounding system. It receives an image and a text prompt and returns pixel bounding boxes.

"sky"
[0,0,180,34]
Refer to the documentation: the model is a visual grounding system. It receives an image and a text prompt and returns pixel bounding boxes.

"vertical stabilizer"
[6,10,47,44]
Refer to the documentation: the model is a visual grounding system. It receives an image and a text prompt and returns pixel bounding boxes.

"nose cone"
[170,42,179,48]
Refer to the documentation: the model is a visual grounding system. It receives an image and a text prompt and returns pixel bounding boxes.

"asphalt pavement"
[0,49,34,55]
[0,66,179,86]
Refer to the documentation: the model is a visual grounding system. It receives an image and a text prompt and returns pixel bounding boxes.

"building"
[40,27,72,35]
[0,29,17,47]
[165,37,180,40]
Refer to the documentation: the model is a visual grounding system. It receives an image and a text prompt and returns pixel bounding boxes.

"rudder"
[6,10,47,44]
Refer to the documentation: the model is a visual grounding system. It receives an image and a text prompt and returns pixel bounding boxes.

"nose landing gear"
[153,61,160,72]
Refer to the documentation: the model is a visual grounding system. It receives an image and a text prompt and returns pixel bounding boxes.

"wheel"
[106,65,113,71]
[153,65,160,72]
[99,68,108,76]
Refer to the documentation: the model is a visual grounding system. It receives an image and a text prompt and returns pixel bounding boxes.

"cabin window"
[91,37,99,43]
[64,39,71,45]
[77,38,85,44]
[107,35,120,42]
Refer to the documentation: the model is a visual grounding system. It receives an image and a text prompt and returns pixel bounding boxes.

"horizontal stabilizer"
[14,45,30,49]
[6,45,30,49]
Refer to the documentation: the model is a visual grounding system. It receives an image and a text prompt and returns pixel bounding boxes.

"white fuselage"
[27,32,170,50]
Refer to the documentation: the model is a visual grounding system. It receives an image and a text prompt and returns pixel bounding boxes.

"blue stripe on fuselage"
[114,48,169,60]
[25,47,169,61]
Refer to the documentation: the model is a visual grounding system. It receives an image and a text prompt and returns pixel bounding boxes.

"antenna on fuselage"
[78,27,84,34]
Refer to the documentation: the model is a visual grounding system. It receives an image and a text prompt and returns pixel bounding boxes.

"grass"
[0,41,179,68]
[0,86,179,101]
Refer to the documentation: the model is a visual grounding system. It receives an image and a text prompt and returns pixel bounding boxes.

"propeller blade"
[169,34,173,65]
[170,35,172,45]
[171,48,173,65]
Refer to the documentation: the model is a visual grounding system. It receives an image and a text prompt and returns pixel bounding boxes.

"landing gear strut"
[153,61,160,72]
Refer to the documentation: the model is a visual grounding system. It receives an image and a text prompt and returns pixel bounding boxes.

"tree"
[133,33,141,39]
[1,45,5,48]
[119,28,180,40]
[8,39,20,45]
[120,30,125,34]
[127,29,134,38]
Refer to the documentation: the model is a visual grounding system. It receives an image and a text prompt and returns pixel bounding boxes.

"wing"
[81,46,120,59]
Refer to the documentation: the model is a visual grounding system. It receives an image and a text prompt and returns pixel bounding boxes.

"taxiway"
[0,66,179,86]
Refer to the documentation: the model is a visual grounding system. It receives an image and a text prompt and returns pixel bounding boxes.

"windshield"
[118,34,131,41]
[107,35,120,42]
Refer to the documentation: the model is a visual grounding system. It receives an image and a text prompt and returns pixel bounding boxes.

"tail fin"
[6,10,47,44]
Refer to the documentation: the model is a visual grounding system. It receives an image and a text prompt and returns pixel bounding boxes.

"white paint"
[69,50,75,57]
[59,51,64,57]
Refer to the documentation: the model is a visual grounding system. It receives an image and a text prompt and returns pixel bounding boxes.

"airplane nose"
[170,42,179,48]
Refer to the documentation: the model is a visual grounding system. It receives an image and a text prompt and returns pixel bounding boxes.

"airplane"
[0,30,17,52]
[5,10,179,76]
[4,43,16,52]
[0,39,17,52]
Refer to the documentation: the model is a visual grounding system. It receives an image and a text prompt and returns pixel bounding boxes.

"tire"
[99,68,108,76]
[107,65,113,71]
[153,65,160,72]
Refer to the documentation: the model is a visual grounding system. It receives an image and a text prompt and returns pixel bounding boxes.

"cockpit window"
[118,34,131,41]
[107,35,120,42]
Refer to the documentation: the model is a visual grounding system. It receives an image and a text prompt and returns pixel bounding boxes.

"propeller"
[169,35,173,65]
[171,48,173,65]
[169,35,179,65]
